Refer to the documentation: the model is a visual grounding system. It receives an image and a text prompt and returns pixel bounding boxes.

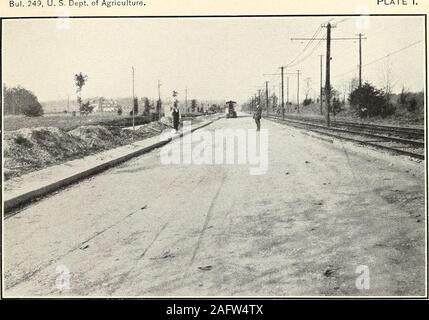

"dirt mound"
[3,122,171,181]
[69,125,125,150]
[4,127,86,179]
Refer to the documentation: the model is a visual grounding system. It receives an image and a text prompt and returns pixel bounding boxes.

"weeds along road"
[4,115,425,296]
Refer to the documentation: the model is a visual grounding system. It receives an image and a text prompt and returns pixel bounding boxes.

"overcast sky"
[3,16,425,103]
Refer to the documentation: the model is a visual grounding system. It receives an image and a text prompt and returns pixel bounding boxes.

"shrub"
[80,101,94,115]
[408,97,418,112]
[130,98,139,115]
[4,85,43,115]
[332,97,343,115]
[22,102,44,117]
[349,82,393,118]
[303,98,312,106]
[399,87,419,112]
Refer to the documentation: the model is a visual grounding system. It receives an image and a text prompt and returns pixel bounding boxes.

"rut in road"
[188,171,227,268]
[100,167,215,295]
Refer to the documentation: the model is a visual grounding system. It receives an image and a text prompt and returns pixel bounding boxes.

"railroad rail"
[264,114,425,160]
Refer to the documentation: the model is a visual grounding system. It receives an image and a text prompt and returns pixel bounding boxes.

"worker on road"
[172,103,181,131]
[253,103,262,131]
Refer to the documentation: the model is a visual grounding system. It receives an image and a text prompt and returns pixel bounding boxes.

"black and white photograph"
[1,0,427,302]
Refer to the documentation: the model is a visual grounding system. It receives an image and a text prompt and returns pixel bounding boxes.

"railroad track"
[279,115,424,140]
[264,114,425,160]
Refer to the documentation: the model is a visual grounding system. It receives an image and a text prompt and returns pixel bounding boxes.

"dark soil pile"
[4,121,171,181]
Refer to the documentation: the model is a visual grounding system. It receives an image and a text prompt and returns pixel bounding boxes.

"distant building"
[91,98,120,112]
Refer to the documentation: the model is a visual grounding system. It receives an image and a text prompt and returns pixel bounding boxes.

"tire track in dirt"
[188,171,227,268]
[104,168,213,295]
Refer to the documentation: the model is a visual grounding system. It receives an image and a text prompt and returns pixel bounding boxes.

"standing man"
[253,103,262,131]
[172,102,180,131]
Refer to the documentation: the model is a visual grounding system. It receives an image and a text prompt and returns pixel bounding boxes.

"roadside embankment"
[4,121,170,180]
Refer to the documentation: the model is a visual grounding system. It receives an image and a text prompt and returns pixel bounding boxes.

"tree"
[171,90,179,111]
[4,85,44,115]
[349,82,394,118]
[130,97,139,115]
[330,87,344,116]
[270,92,278,110]
[304,77,312,100]
[349,77,359,95]
[142,97,150,115]
[379,59,397,103]
[303,98,312,106]
[332,97,343,116]
[156,99,162,118]
[80,101,94,116]
[74,72,88,115]
[191,99,197,112]
[22,102,44,117]
[399,86,409,107]
[399,86,418,112]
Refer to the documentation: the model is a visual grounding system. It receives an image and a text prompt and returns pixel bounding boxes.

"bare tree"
[379,59,398,101]
[304,77,312,100]
[74,72,88,115]
[340,79,349,104]
[349,77,359,94]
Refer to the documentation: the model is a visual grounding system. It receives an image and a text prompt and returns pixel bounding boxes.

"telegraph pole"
[358,33,364,88]
[265,81,269,116]
[272,85,276,112]
[281,66,285,119]
[132,66,135,130]
[297,70,300,113]
[325,23,331,127]
[263,69,299,115]
[291,26,364,125]
[286,77,290,112]
[320,55,323,115]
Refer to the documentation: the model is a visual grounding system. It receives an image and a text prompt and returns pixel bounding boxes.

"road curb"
[4,120,216,214]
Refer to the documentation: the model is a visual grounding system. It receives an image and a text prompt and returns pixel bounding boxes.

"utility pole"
[319,55,323,115]
[291,27,364,125]
[272,85,276,111]
[263,70,298,114]
[132,66,135,130]
[358,33,364,88]
[325,23,331,127]
[297,70,300,113]
[286,77,289,112]
[281,66,285,119]
[265,81,269,116]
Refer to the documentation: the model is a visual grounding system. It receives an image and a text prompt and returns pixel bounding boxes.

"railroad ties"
[264,114,424,160]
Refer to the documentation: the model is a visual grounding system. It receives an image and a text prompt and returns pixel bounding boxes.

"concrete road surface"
[4,115,425,296]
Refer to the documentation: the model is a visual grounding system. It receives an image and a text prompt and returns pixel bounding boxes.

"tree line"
[4,85,44,117]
